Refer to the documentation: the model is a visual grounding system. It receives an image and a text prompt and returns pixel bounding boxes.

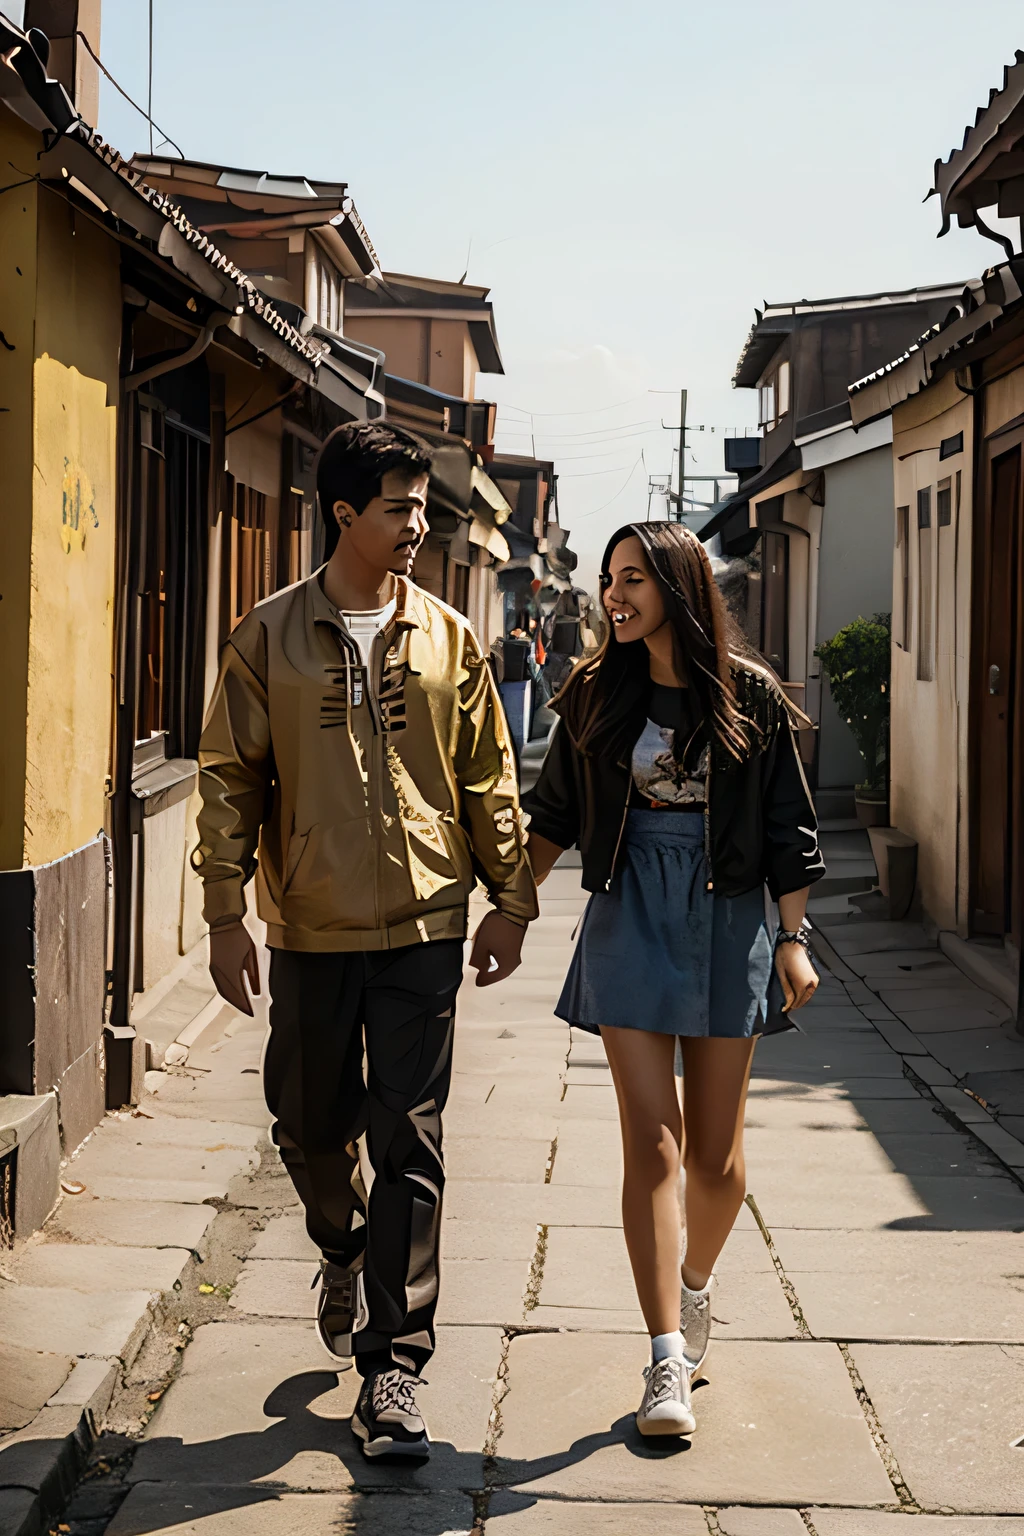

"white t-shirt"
[341,598,397,667]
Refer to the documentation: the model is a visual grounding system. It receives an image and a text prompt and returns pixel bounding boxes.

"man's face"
[333,468,430,577]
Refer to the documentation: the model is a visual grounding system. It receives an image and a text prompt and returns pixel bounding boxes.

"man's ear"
[332,499,356,530]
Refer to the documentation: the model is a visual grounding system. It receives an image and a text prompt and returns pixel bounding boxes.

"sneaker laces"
[642,1357,683,1406]
[372,1368,425,1416]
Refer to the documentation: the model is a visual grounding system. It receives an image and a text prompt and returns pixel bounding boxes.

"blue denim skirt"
[555,810,771,1039]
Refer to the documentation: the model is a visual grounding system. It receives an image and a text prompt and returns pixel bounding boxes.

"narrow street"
[2,862,1020,1534]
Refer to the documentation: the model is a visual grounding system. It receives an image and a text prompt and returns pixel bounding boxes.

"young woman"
[523,522,824,1438]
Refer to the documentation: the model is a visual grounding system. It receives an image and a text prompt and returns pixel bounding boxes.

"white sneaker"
[635,1356,696,1437]
[679,1273,715,1375]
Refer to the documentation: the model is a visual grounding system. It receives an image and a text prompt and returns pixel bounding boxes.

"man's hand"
[469,911,526,987]
[775,941,818,1013]
[209,921,261,1016]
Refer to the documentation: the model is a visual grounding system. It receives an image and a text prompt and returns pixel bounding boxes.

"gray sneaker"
[635,1356,696,1438]
[679,1274,715,1375]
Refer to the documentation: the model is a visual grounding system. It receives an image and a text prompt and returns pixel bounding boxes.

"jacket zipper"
[366,623,393,933]
[606,772,631,892]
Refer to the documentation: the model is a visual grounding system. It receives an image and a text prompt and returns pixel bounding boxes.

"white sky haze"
[96,0,1024,587]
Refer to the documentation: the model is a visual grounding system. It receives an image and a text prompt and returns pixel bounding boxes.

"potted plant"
[814,613,891,827]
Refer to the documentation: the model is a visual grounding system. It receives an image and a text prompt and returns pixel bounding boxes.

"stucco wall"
[24,189,120,869]
[889,373,972,933]
[815,445,897,789]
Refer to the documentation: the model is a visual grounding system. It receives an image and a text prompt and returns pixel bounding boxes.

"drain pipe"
[124,308,235,392]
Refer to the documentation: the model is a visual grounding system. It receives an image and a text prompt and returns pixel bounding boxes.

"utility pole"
[677,388,687,510]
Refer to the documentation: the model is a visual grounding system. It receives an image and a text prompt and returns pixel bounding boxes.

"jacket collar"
[306,568,426,638]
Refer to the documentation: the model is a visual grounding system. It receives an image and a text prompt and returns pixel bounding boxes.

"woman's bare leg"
[677,1037,757,1289]
[600,1026,682,1337]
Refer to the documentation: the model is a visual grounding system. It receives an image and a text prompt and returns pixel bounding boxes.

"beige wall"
[343,314,480,400]
[889,372,973,933]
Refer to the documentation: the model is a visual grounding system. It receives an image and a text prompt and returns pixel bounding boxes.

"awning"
[418,432,512,560]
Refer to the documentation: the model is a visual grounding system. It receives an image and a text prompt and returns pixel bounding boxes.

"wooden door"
[974,445,1021,936]
[761,530,789,677]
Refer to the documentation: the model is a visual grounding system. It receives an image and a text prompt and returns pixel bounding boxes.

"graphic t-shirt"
[630,684,708,812]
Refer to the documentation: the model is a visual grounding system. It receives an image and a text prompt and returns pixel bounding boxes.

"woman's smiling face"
[602,535,667,643]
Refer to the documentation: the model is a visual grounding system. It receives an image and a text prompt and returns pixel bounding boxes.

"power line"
[573,456,646,516]
[495,394,648,419]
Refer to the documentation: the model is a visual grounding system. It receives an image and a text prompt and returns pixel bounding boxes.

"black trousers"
[263,940,464,1376]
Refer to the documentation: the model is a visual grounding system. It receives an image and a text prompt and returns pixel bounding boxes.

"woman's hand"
[775,940,818,1013]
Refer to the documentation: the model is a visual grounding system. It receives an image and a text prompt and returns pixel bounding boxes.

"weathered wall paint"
[0,115,39,871]
[26,354,117,865]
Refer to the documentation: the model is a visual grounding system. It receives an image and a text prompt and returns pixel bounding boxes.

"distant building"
[702,284,965,790]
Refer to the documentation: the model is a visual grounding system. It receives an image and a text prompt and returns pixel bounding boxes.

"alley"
[2,863,1022,1534]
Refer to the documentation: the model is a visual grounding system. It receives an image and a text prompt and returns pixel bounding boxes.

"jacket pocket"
[281,826,315,898]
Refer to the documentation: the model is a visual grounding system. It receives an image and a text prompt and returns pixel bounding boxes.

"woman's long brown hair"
[555,521,756,764]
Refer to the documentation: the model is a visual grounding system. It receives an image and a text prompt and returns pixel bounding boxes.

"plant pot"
[855,795,889,829]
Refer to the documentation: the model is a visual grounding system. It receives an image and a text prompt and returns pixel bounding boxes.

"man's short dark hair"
[316,421,432,557]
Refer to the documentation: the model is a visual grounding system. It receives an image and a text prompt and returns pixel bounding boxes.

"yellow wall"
[0,141,122,870]
[889,372,972,933]
[25,355,117,865]
[0,116,39,870]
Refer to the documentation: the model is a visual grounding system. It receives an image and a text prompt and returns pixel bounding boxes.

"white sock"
[651,1330,684,1363]
[681,1274,712,1297]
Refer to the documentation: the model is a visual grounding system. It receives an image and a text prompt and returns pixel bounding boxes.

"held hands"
[775,940,818,1014]
[209,920,261,1016]
[469,910,526,987]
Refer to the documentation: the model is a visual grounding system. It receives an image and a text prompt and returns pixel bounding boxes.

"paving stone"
[486,1492,709,1532]
[748,1077,922,1101]
[0,1404,83,1495]
[443,1180,622,1227]
[870,1017,930,1054]
[46,1356,118,1413]
[0,1342,72,1431]
[441,1219,540,1262]
[970,1119,1024,1168]
[444,1135,551,1184]
[825,923,934,956]
[751,1047,904,1078]
[104,1115,263,1150]
[133,1320,495,1495]
[749,1166,930,1228]
[494,1336,892,1505]
[925,1030,1024,1079]
[962,1070,1024,1116]
[435,1259,532,1325]
[811,1513,1024,1533]
[747,1127,988,1179]
[909,1056,958,1086]
[107,1486,360,1535]
[69,1173,241,1204]
[442,1105,558,1142]
[718,1510,807,1536]
[743,1098,949,1135]
[931,1087,993,1124]
[48,1197,216,1252]
[11,1242,190,1294]
[69,1136,258,1192]
[537,1226,794,1339]
[249,1213,319,1262]
[773,1230,1024,1341]
[549,1119,622,1187]
[556,1087,620,1121]
[847,953,965,978]
[0,1284,155,1363]
[851,1343,1024,1512]
[230,1259,316,1320]
[895,1008,1017,1035]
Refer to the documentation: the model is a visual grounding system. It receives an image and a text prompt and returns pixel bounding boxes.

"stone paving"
[3,867,1024,1533]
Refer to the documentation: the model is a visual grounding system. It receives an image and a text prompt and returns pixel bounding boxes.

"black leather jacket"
[523,657,825,900]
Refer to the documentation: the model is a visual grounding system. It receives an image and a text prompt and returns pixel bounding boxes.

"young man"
[194,422,537,1460]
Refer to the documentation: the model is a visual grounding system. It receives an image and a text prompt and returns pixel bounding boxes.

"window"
[917,486,934,682]
[758,360,791,432]
[937,478,952,527]
[895,506,910,650]
[776,360,791,419]
[939,431,964,461]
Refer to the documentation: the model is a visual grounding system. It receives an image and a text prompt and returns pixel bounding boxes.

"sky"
[90,0,1024,590]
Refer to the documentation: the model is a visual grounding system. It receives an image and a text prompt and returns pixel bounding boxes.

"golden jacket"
[193,572,538,951]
